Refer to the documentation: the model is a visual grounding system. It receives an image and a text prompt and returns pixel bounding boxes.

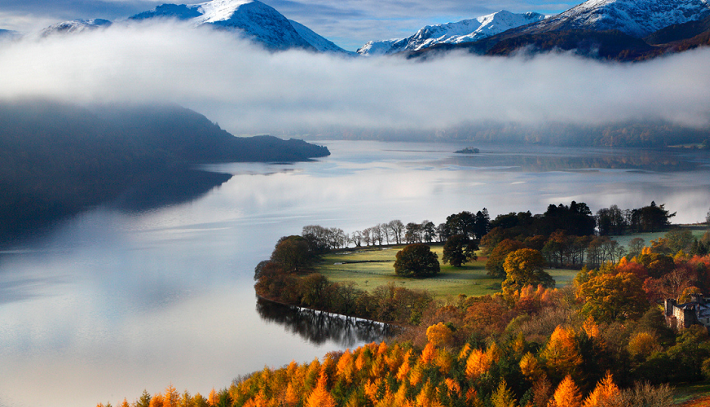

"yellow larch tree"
[336,349,354,383]
[486,342,502,365]
[420,342,437,365]
[377,341,388,356]
[465,348,490,380]
[539,326,582,378]
[582,372,621,407]
[305,373,336,407]
[304,358,322,392]
[466,388,485,407]
[394,381,409,406]
[384,344,404,373]
[283,383,299,407]
[415,380,435,407]
[396,358,411,382]
[549,375,582,407]
[445,378,461,398]
[582,317,600,339]
[458,343,472,361]
[370,358,386,378]
[434,351,453,374]
[207,389,217,407]
[364,379,380,404]
[149,393,164,407]
[519,352,540,381]
[490,379,517,407]
[409,361,424,387]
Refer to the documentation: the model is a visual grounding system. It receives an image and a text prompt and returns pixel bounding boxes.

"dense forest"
[98,202,710,407]
[0,99,329,240]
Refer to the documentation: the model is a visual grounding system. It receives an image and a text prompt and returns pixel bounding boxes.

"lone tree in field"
[442,234,478,267]
[501,248,554,296]
[394,244,440,277]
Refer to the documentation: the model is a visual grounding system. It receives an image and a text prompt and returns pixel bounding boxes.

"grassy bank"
[316,243,578,300]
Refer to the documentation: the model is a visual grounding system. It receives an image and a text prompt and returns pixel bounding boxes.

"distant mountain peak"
[41,19,112,37]
[526,0,710,37]
[129,0,350,53]
[358,10,546,55]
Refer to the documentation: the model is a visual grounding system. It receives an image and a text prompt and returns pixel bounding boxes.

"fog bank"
[1,21,709,136]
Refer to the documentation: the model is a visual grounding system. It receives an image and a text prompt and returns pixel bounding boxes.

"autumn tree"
[578,272,648,322]
[136,390,152,407]
[163,384,179,407]
[490,379,517,407]
[393,244,440,277]
[540,326,583,380]
[305,373,335,407]
[502,248,555,296]
[486,239,526,277]
[271,235,315,273]
[426,322,453,348]
[549,375,582,407]
[442,234,478,267]
[582,372,621,407]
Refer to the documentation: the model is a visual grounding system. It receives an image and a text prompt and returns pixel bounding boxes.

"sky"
[0,0,580,50]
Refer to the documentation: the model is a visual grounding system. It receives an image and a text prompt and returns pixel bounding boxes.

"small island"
[455,147,480,154]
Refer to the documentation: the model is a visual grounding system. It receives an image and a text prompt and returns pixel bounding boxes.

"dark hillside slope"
[0,99,329,239]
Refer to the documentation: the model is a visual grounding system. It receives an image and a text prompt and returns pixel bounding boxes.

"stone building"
[664,294,710,330]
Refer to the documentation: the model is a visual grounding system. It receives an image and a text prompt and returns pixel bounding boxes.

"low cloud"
[0,21,709,136]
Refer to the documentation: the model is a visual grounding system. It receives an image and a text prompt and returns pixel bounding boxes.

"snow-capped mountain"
[522,0,710,37]
[358,10,546,55]
[130,0,350,53]
[41,19,112,37]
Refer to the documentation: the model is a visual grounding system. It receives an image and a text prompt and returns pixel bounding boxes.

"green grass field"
[316,244,578,300]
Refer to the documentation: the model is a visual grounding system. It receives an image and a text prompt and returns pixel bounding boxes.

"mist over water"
[1,22,710,137]
[0,140,709,406]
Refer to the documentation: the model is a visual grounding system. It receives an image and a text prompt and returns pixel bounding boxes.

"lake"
[1,140,709,406]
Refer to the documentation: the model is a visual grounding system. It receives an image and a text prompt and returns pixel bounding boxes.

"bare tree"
[362,228,372,247]
[350,231,363,247]
[372,225,383,246]
[380,223,390,245]
[388,220,404,244]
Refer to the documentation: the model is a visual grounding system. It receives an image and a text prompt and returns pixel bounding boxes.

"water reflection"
[112,169,232,212]
[438,146,700,172]
[256,298,397,347]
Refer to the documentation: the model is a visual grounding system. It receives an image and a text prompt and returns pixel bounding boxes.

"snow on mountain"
[130,0,349,53]
[358,10,546,55]
[525,0,710,37]
[288,20,353,54]
[41,19,112,37]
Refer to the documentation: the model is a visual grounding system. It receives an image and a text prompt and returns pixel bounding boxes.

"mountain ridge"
[406,0,710,60]
[358,10,546,55]
[128,0,349,52]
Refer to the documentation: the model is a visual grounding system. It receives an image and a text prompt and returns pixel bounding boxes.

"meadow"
[315,243,579,300]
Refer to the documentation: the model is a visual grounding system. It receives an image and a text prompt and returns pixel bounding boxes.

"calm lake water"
[1,140,709,407]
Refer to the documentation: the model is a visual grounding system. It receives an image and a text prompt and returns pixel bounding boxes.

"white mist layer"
[0,21,709,134]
